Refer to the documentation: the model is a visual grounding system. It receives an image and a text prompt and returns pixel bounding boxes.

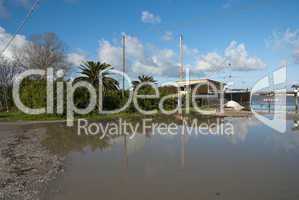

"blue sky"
[1,0,299,88]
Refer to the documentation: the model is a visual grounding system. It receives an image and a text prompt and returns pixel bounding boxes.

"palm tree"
[75,61,119,93]
[131,75,157,111]
[132,75,156,89]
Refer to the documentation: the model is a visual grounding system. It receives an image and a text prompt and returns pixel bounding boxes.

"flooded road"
[3,116,299,200]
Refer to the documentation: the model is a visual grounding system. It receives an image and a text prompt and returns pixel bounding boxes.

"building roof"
[176,79,224,87]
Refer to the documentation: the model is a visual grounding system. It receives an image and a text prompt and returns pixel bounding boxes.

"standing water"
[14,116,299,200]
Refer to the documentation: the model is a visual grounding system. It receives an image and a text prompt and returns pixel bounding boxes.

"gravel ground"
[0,125,64,200]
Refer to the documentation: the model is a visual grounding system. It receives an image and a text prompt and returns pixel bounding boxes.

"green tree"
[132,74,156,89]
[74,61,119,111]
[131,75,158,112]
[75,61,119,93]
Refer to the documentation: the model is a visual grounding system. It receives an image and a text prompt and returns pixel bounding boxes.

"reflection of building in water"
[292,84,299,112]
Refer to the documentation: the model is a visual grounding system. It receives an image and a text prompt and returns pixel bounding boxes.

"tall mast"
[122,35,126,98]
[179,34,184,81]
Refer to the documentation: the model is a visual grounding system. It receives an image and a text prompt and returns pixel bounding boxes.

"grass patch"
[0,108,217,123]
[0,111,166,122]
[0,112,66,121]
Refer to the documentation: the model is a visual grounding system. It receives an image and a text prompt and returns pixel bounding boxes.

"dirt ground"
[0,124,64,200]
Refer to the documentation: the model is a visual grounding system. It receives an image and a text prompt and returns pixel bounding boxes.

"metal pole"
[178,34,184,111]
[219,83,224,114]
[268,97,271,113]
[179,34,184,81]
[207,81,210,108]
[122,35,126,98]
[295,93,298,113]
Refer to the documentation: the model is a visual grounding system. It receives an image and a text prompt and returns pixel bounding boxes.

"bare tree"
[17,32,68,72]
[0,58,23,112]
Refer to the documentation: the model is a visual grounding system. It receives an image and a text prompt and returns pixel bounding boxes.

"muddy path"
[0,124,65,200]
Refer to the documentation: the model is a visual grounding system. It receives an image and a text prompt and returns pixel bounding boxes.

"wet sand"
[0,124,65,200]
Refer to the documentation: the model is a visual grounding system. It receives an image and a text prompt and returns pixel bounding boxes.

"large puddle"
[6,116,299,200]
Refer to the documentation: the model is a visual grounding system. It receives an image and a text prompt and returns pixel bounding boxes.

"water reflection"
[7,115,294,161]
[25,116,299,200]
[292,114,299,131]
[41,124,112,155]
[293,120,298,130]
[37,116,299,163]
[225,117,261,144]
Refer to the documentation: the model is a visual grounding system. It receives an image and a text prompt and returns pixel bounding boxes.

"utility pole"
[219,83,224,114]
[179,34,184,81]
[294,87,298,113]
[296,94,298,113]
[228,63,233,101]
[122,35,126,98]
[178,34,184,112]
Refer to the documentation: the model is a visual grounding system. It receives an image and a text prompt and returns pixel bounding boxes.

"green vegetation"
[0,108,217,122]
[0,112,66,121]
[132,74,157,88]
[0,111,140,122]
[75,61,119,93]
[0,32,215,120]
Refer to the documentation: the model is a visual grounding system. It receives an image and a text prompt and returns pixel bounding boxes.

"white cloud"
[197,41,266,71]
[0,26,86,69]
[268,29,299,49]
[294,47,299,64]
[197,52,224,71]
[98,35,265,78]
[267,29,299,64]
[162,31,173,41]
[98,40,122,67]
[141,11,161,24]
[98,34,178,77]
[67,51,87,66]
[0,26,28,60]
[184,45,200,57]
